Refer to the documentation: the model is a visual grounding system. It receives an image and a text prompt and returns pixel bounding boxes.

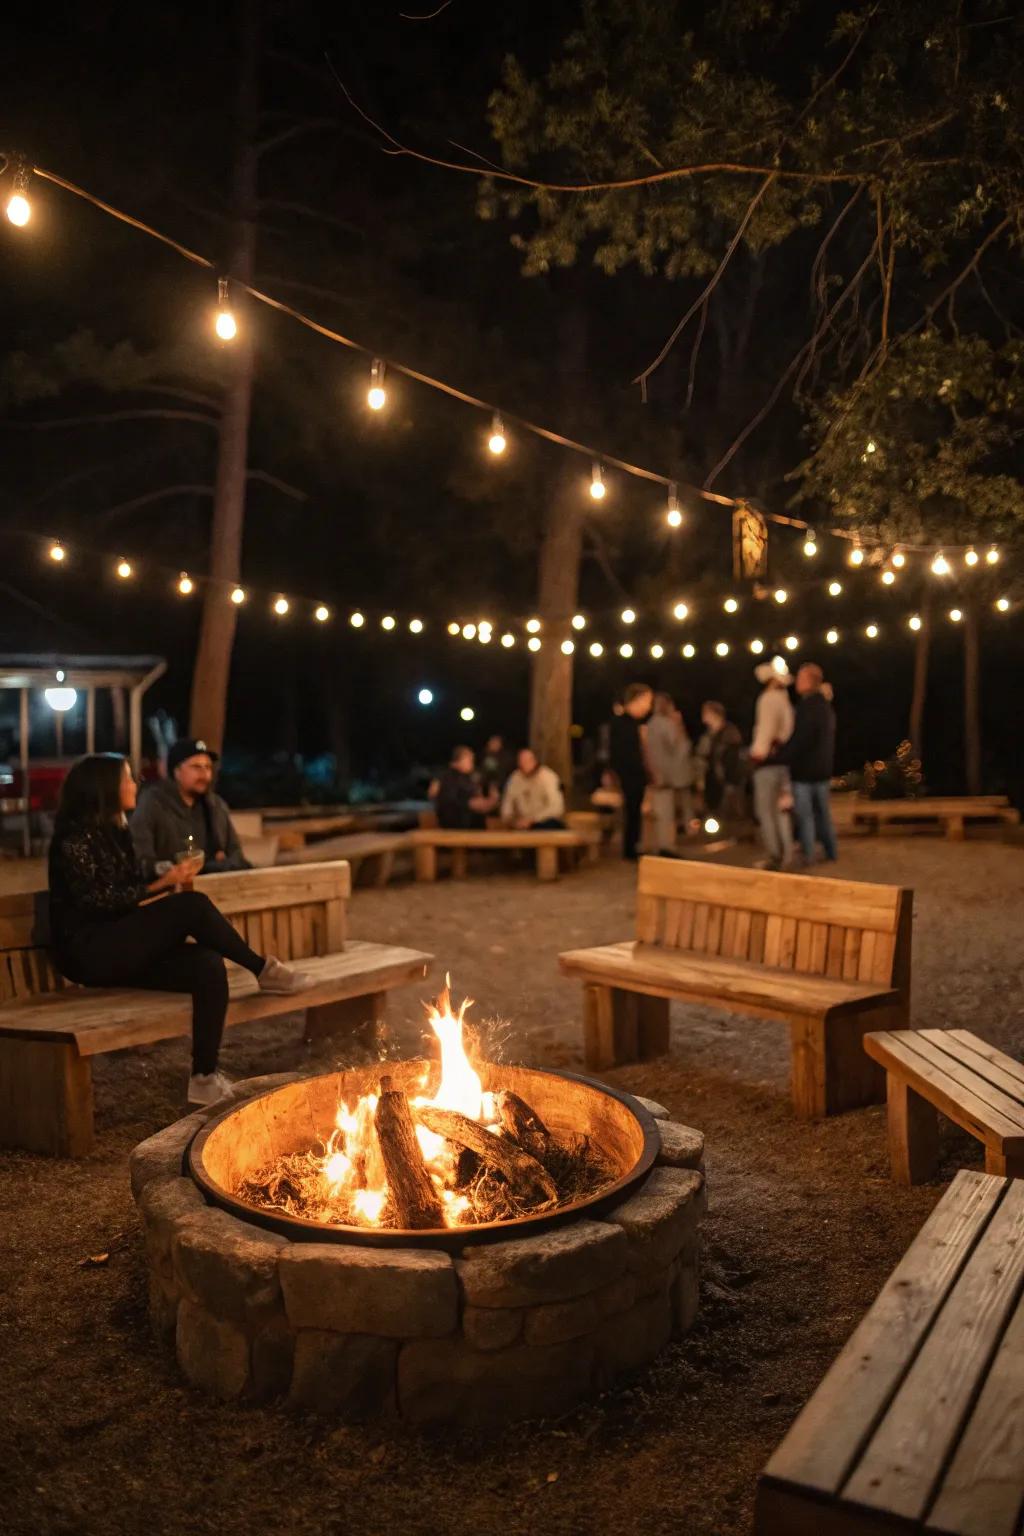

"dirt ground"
[3,837,1024,1536]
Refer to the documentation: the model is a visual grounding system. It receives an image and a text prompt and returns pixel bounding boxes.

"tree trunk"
[908,596,931,758]
[964,601,981,793]
[189,0,260,746]
[529,476,585,788]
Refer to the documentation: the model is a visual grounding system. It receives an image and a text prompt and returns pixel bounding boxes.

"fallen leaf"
[546,1472,559,1484]
[79,1253,109,1268]
[369,1445,386,1464]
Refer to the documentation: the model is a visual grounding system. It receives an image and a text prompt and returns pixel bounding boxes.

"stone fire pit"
[131,1071,706,1425]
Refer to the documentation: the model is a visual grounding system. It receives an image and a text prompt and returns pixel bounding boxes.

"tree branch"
[914,216,1014,330]
[257,199,365,237]
[247,469,307,501]
[4,409,216,431]
[255,116,339,157]
[583,524,629,600]
[94,485,214,527]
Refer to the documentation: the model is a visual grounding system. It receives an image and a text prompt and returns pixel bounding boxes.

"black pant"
[60,892,265,1075]
[530,818,567,830]
[621,779,646,860]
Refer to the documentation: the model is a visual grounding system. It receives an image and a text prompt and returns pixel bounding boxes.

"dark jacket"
[434,767,485,830]
[775,691,836,782]
[48,821,148,961]
[130,778,250,880]
[609,711,648,787]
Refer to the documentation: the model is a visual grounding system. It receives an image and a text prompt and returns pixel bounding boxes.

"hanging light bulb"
[314,605,330,623]
[891,550,906,569]
[774,588,788,604]
[749,638,764,655]
[115,558,133,580]
[487,414,507,455]
[408,617,424,634]
[784,635,799,651]
[672,601,689,621]
[650,643,664,659]
[682,643,696,659]
[48,540,66,563]
[381,615,396,631]
[461,623,476,640]
[703,816,721,836]
[931,551,951,576]
[273,596,289,616]
[350,611,365,628]
[527,636,542,652]
[589,641,604,658]
[418,689,434,706]
[986,545,1000,565]
[621,608,636,625]
[178,572,193,595]
[367,359,387,411]
[881,569,896,586]
[460,706,475,723]
[214,277,237,341]
[828,580,842,597]
[908,614,922,631]
[571,614,587,631]
[826,629,839,645]
[561,639,575,656]
[5,163,31,227]
[478,629,491,645]
[230,586,246,605]
[849,545,865,567]
[526,618,541,634]
[996,597,1010,613]
[803,530,818,557]
[447,621,460,636]
[724,597,739,614]
[715,641,730,657]
[619,642,634,658]
[865,623,879,638]
[964,547,979,567]
[589,463,606,501]
[500,632,515,647]
[665,483,682,529]
[949,607,963,623]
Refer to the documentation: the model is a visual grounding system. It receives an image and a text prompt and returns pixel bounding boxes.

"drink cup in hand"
[173,847,205,888]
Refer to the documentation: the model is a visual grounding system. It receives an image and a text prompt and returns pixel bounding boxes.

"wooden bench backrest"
[636,857,911,990]
[0,861,351,1004]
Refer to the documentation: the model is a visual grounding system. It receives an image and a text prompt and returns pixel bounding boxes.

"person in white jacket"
[749,661,795,869]
[500,748,566,829]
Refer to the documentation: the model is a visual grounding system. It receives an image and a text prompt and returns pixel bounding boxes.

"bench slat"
[927,1291,1024,1536]
[761,1170,1006,1502]
[638,856,904,931]
[937,1029,1024,1096]
[844,1177,1024,1524]
[865,1031,1024,1144]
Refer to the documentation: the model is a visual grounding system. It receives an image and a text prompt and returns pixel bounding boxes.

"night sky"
[2,1,1021,800]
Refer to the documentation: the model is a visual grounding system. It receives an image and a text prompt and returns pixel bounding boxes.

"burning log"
[374,1076,445,1229]
[416,1106,558,1206]
[496,1090,552,1162]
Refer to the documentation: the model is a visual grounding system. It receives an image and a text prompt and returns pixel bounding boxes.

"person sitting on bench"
[500,748,566,829]
[131,737,251,880]
[429,745,498,829]
[48,754,313,1107]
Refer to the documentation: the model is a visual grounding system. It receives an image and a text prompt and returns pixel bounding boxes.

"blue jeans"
[792,781,838,863]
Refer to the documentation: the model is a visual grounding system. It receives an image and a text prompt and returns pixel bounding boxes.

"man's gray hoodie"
[130,778,251,879]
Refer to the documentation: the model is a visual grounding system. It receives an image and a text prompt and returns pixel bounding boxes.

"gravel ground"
[2,837,1023,1536]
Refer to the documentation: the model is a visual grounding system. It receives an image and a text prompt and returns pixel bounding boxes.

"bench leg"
[888,1077,939,1184]
[304,992,386,1045]
[0,1037,95,1156]
[788,1008,888,1119]
[944,815,965,840]
[536,845,559,881]
[582,984,640,1070]
[984,1147,1024,1180]
[637,995,670,1060]
[374,849,395,888]
[413,844,437,882]
[450,847,468,880]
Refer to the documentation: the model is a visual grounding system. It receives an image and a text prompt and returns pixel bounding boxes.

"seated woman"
[48,754,313,1107]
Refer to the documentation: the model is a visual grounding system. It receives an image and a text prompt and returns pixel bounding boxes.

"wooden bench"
[559,857,912,1119]
[278,831,412,887]
[271,814,359,851]
[843,795,1019,841]
[0,862,432,1157]
[755,1168,1024,1536]
[409,827,601,883]
[864,1028,1024,1184]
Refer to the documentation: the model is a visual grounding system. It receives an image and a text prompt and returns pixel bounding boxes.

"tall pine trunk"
[963,601,981,793]
[908,595,931,758]
[529,476,585,787]
[189,0,260,745]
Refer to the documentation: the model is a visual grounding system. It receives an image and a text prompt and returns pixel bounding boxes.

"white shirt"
[501,765,565,824]
[751,686,795,761]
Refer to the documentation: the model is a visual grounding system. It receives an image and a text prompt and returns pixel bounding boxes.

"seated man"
[501,748,566,829]
[131,737,252,879]
[430,745,498,829]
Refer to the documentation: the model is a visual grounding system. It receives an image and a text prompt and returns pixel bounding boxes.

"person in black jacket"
[609,683,654,859]
[48,754,313,1106]
[773,663,838,863]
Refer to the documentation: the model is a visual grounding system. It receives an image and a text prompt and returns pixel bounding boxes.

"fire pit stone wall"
[131,1072,706,1426]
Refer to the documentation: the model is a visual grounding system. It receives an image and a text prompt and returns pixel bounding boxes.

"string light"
[527,636,541,652]
[501,632,515,647]
[571,614,587,630]
[461,623,476,640]
[715,641,730,657]
[891,550,906,569]
[666,484,683,528]
[682,643,696,659]
[589,463,606,501]
[561,639,575,655]
[803,530,818,557]
[619,642,634,658]
[865,623,879,638]
[379,614,395,631]
[828,580,842,597]
[48,540,65,563]
[487,414,506,455]
[589,641,604,658]
[460,706,475,722]
[774,588,788,604]
[749,638,764,654]
[865,438,877,455]
[230,586,246,605]
[826,629,839,645]
[672,602,689,621]
[881,569,896,586]
[115,558,132,580]
[621,608,636,625]
[724,597,739,614]
[477,620,492,638]
[650,643,664,659]
[478,630,491,644]
[273,596,289,616]
[964,547,979,567]
[350,611,365,628]
[367,359,387,411]
[909,614,922,631]
[447,621,460,636]
[178,572,193,595]
[703,817,721,836]
[986,546,1000,565]
[996,597,1010,612]
[314,605,330,622]
[5,163,31,227]
[418,688,434,706]
[849,545,865,567]
[931,551,951,576]
[214,277,237,341]
[949,608,963,623]
[784,635,799,651]
[409,617,423,633]
[526,618,541,634]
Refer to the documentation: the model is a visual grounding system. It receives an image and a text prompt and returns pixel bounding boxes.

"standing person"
[608,683,653,860]
[501,748,566,829]
[646,693,694,855]
[429,745,498,828]
[749,662,795,870]
[775,663,839,864]
[48,755,313,1107]
[697,702,745,827]
[479,734,514,795]
[131,738,251,881]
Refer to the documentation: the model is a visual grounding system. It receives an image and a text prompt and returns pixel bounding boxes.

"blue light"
[417,688,434,706]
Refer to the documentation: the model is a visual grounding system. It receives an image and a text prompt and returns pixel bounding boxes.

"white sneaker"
[187,1070,235,1107]
[258,956,315,995]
